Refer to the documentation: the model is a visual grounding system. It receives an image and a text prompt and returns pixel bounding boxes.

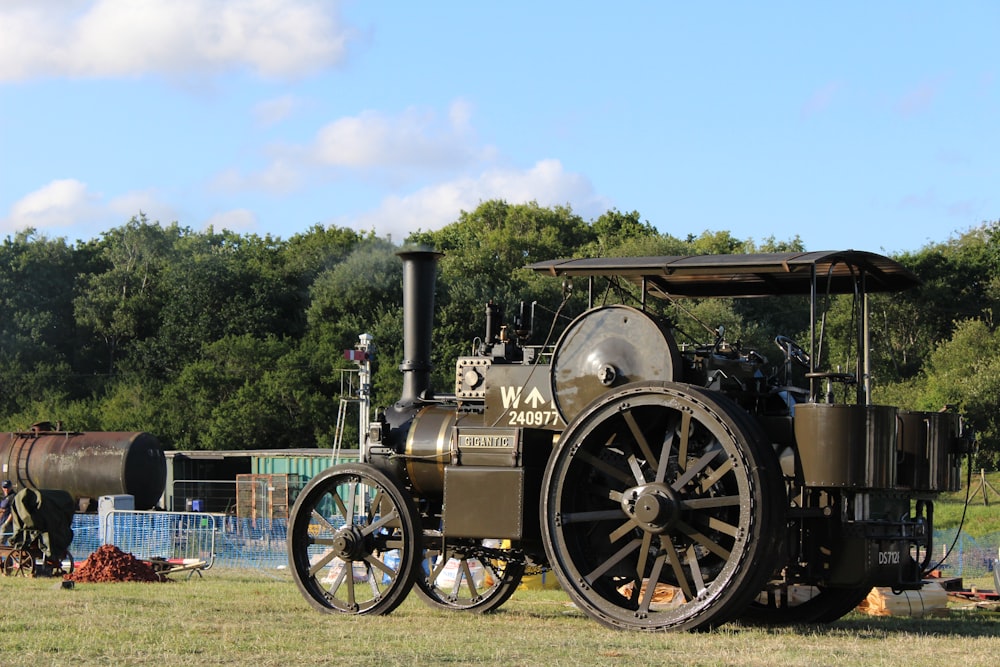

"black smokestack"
[396,247,443,407]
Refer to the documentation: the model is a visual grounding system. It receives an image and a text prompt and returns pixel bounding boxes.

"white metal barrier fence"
[68,513,1000,584]
[96,510,217,568]
[72,511,288,570]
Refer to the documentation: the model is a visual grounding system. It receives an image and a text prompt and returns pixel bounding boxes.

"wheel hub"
[331,525,368,561]
[621,483,680,534]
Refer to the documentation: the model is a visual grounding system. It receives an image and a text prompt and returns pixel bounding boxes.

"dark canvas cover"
[10,488,75,559]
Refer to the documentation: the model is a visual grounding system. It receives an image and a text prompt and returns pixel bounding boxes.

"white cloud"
[2,179,175,238]
[217,99,493,196]
[448,99,474,132]
[313,104,486,169]
[254,95,300,127]
[211,158,304,195]
[204,208,259,232]
[350,160,610,241]
[3,179,99,232]
[0,0,352,82]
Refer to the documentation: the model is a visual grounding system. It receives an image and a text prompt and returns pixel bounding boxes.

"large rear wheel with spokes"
[287,464,419,615]
[541,382,785,631]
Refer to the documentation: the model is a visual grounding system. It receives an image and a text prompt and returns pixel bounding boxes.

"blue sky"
[1,1,997,255]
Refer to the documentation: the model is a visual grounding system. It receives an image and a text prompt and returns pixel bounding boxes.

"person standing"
[0,480,14,545]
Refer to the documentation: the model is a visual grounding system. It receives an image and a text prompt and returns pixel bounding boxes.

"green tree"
[305,239,405,411]
[74,215,174,376]
[283,224,363,287]
[307,238,403,343]
[129,227,297,377]
[151,335,291,450]
[407,200,595,389]
[581,209,659,255]
[0,230,90,414]
[865,223,1000,382]
[902,318,1000,469]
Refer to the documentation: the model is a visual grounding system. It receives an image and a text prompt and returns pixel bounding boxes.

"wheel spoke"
[639,551,669,613]
[681,495,741,510]
[312,507,341,533]
[329,492,349,523]
[325,561,348,596]
[586,538,642,582]
[685,544,706,593]
[677,519,732,560]
[345,568,357,608]
[662,536,695,601]
[672,447,722,491]
[359,508,399,538]
[609,518,640,543]
[676,411,691,472]
[654,422,676,483]
[624,409,658,474]
[365,553,396,578]
[635,531,653,584]
[560,509,626,524]
[699,458,735,491]
[426,554,447,584]
[457,559,478,597]
[690,514,740,539]
[576,450,634,486]
[308,549,338,577]
[625,446,647,485]
[345,481,357,522]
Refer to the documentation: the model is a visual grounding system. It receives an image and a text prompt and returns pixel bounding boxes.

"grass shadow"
[732,609,1000,638]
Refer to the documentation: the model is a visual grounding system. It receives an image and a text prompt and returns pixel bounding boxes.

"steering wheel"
[774,335,810,368]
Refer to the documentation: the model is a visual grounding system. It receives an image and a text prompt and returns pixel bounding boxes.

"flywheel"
[550,305,680,423]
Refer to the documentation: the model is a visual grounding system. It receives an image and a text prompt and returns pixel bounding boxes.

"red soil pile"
[65,544,163,583]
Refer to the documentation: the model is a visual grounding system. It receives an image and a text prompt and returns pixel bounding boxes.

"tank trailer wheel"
[3,549,36,577]
[541,382,785,631]
[415,537,525,612]
[287,464,420,616]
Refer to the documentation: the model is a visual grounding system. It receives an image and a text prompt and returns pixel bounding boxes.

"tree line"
[1,201,998,468]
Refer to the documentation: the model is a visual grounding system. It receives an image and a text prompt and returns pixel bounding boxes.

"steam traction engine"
[287,249,965,631]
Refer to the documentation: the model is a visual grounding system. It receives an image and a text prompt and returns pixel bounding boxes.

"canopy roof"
[527,250,919,298]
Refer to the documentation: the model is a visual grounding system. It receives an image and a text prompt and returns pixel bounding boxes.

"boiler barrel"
[0,430,166,510]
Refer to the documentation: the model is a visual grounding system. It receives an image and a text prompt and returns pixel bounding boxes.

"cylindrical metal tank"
[896,410,962,492]
[0,425,166,509]
[793,404,897,488]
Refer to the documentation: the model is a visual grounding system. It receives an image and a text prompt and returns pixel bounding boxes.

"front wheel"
[287,464,419,616]
[414,537,525,612]
[541,382,785,631]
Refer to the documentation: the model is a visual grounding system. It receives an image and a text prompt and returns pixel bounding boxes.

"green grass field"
[935,470,1000,536]
[1,569,998,667]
